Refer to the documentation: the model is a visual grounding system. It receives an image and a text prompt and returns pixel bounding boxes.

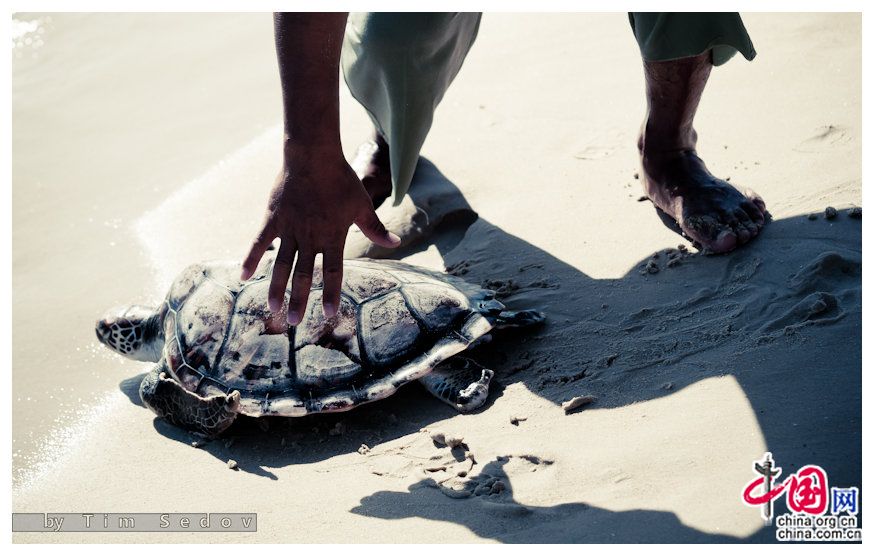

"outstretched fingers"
[241,224,275,280]
[268,238,296,313]
[287,251,315,325]
[321,248,343,318]
[355,207,401,249]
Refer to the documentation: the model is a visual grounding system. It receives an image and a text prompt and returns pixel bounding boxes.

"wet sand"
[12,13,861,543]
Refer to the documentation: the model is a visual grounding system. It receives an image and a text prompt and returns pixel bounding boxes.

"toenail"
[713,230,738,252]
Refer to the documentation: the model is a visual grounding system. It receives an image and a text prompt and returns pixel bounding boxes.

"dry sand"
[12,13,861,543]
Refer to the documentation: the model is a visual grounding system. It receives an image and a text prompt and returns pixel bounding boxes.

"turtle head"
[96,305,164,362]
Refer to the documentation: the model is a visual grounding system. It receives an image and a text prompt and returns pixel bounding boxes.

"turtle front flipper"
[139,367,240,437]
[419,357,494,413]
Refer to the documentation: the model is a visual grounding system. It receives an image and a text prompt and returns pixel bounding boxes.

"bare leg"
[639,51,767,253]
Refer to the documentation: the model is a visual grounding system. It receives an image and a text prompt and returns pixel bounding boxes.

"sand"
[11,13,861,543]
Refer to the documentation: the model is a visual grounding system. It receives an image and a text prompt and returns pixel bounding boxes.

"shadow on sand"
[118,159,861,542]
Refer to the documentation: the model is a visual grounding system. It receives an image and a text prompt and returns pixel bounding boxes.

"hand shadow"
[352,455,740,543]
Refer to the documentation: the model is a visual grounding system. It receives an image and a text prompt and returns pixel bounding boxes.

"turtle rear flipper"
[139,367,240,438]
[419,357,494,413]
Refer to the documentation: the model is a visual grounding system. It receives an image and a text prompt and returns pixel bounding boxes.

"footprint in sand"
[573,146,614,160]
[754,251,860,339]
[794,124,854,153]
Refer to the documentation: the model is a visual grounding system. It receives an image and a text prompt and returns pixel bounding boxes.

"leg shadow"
[347,158,861,542]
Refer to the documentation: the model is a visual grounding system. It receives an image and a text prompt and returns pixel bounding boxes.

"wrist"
[283,136,343,163]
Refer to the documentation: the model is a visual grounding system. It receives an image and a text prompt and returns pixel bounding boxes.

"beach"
[11,13,861,542]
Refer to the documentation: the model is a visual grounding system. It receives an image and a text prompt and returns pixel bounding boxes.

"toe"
[743,188,768,216]
[680,214,738,253]
[741,200,765,227]
[733,209,759,243]
[709,229,739,253]
[734,222,752,244]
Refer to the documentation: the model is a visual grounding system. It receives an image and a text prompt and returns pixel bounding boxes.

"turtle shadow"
[118,372,147,407]
[142,376,506,480]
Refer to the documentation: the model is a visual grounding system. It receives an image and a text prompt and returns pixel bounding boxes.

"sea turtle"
[96,254,544,437]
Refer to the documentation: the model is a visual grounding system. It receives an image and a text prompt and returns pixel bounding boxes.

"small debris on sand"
[633,172,639,180]
[445,260,471,276]
[637,195,649,202]
[190,440,204,448]
[227,459,238,470]
[447,436,465,448]
[678,244,688,252]
[661,382,674,391]
[510,415,528,426]
[808,213,818,220]
[328,421,346,436]
[358,444,371,455]
[562,395,597,414]
[825,206,838,219]
[645,260,660,274]
[430,431,464,448]
[491,480,506,494]
[482,278,519,299]
[848,207,862,219]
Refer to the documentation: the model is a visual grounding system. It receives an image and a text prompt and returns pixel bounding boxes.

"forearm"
[273,12,348,153]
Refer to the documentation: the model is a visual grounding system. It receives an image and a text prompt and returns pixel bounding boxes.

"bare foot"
[638,53,767,254]
[640,145,767,253]
[351,133,392,209]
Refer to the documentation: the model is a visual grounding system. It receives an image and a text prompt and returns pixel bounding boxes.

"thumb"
[355,207,401,248]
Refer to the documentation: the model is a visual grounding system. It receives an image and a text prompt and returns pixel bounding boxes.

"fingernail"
[324,302,337,318]
[240,269,250,280]
[388,232,401,244]
[268,297,281,312]
[287,310,300,326]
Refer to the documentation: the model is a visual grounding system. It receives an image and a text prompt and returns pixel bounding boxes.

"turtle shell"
[160,254,499,417]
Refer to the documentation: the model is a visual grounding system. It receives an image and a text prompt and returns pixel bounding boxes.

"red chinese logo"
[743,458,829,518]
[784,466,829,515]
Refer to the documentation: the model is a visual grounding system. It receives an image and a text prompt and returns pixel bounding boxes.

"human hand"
[241,147,400,324]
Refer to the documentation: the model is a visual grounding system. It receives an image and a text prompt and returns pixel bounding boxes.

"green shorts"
[628,12,756,66]
[342,13,755,204]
